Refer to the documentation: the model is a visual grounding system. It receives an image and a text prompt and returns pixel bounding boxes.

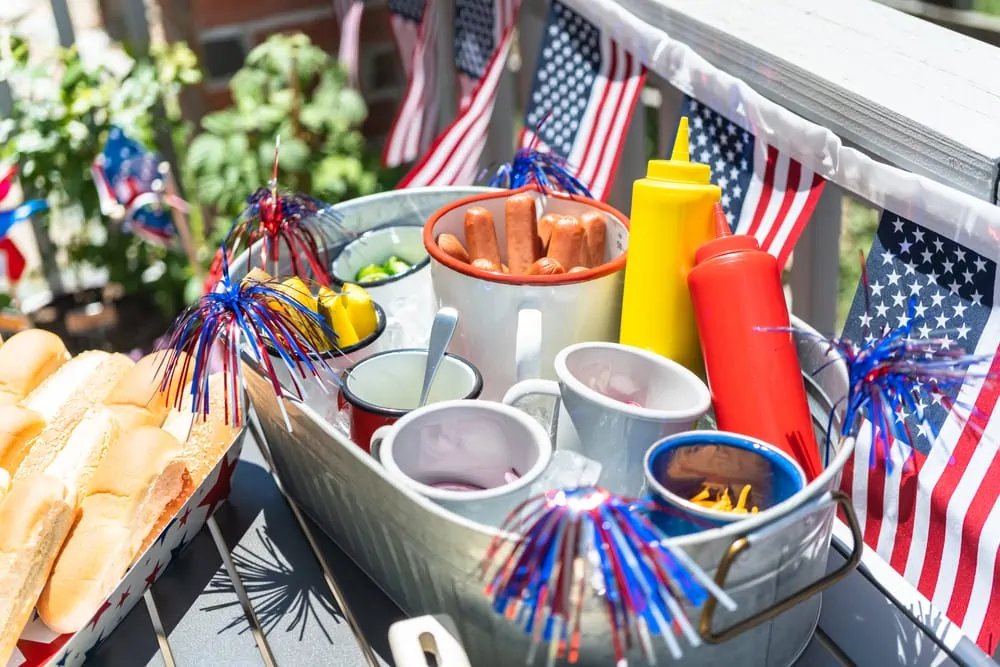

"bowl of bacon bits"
[642,429,807,536]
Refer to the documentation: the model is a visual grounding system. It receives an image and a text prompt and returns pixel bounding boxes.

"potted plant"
[0,35,202,352]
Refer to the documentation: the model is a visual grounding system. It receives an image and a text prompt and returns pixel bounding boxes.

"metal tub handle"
[699,490,863,644]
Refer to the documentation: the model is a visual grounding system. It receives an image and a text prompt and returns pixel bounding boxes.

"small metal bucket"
[237,187,862,667]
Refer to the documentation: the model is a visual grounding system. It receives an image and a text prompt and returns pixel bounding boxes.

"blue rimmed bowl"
[643,429,807,537]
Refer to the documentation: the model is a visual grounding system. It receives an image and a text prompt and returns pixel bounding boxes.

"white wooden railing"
[434,0,1000,337]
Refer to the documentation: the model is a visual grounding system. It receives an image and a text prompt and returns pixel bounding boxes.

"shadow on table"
[202,458,404,663]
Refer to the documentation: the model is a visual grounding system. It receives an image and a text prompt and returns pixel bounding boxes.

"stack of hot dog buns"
[0,331,239,662]
[435,192,608,276]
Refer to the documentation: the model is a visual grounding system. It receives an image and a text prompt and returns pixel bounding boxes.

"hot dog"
[471,258,503,274]
[546,216,586,270]
[568,266,589,274]
[580,211,607,268]
[463,207,503,267]
[437,233,471,264]
[537,214,559,253]
[527,258,566,276]
[504,193,539,275]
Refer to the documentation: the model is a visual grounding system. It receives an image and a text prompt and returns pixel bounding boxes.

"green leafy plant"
[186,33,379,239]
[0,37,202,316]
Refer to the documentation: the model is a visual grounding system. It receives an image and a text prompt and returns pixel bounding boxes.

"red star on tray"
[144,561,163,589]
[178,506,192,525]
[197,450,237,516]
[116,587,130,609]
[87,600,112,630]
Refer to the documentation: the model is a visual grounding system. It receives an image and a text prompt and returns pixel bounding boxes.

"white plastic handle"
[369,425,391,462]
[388,615,471,667]
[514,307,542,383]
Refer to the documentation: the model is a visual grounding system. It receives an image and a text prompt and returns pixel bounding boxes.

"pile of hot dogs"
[435,193,608,276]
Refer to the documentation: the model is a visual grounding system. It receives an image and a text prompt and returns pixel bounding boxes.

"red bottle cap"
[695,203,760,265]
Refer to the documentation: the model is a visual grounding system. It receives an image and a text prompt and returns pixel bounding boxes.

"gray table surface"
[83,429,976,667]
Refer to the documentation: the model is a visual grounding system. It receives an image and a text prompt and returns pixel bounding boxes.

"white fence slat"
[789,184,843,336]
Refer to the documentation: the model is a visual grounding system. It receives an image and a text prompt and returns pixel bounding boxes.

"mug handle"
[502,379,562,443]
[514,308,542,383]
[369,425,392,461]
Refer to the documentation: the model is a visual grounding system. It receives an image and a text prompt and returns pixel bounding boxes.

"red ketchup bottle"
[687,204,823,480]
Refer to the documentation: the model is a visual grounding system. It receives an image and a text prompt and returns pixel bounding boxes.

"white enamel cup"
[423,185,629,400]
[370,400,553,527]
[503,342,711,496]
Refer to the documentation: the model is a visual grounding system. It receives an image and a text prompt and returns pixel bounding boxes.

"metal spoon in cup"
[418,307,459,407]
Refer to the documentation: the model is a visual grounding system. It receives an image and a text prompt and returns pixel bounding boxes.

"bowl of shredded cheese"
[642,430,806,536]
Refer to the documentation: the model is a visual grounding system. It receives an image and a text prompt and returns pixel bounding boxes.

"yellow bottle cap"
[645,117,712,185]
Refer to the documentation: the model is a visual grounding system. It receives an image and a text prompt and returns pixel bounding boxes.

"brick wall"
[156,0,404,145]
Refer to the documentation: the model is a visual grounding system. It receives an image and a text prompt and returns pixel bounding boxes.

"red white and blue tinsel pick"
[481,487,736,666]
[792,254,997,473]
[158,246,341,431]
[220,137,356,287]
[482,116,592,198]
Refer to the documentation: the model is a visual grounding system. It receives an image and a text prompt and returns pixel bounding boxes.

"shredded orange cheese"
[690,484,759,514]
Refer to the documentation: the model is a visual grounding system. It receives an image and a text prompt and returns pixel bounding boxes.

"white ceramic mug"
[423,186,629,400]
[332,225,436,347]
[502,342,711,496]
[370,400,553,527]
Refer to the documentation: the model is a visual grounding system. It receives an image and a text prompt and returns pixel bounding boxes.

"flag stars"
[955,247,967,264]
[891,291,907,308]
[893,217,906,233]
[870,280,884,297]
[899,239,912,255]
[953,301,968,318]
[887,269,901,286]
[971,291,984,306]
[942,259,954,274]
[875,302,889,318]
[974,257,988,272]
[962,269,974,284]
[934,313,950,329]
[881,250,894,265]
[920,248,934,265]
[934,238,945,253]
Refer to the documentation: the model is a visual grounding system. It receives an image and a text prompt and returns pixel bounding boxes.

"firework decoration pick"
[158,244,341,431]
[483,115,592,198]
[790,253,996,473]
[482,487,736,666]
[221,136,357,286]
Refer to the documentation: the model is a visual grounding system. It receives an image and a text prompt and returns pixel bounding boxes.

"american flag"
[383,0,440,167]
[397,0,519,187]
[333,0,364,87]
[683,96,825,271]
[518,0,645,202]
[454,0,503,110]
[841,210,1000,653]
[0,166,40,283]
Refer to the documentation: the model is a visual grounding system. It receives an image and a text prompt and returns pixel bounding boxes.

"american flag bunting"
[397,0,519,187]
[333,0,364,87]
[383,0,440,167]
[682,96,825,270]
[841,210,1000,655]
[519,0,646,202]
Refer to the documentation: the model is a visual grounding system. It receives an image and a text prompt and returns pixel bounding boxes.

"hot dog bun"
[144,373,238,555]
[104,350,189,432]
[0,330,70,406]
[14,352,134,482]
[38,427,186,634]
[0,474,76,664]
[0,405,46,473]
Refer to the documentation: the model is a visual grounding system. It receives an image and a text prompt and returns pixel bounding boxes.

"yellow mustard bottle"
[618,117,720,376]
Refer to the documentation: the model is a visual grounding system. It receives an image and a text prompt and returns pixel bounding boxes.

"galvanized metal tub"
[236,187,861,667]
